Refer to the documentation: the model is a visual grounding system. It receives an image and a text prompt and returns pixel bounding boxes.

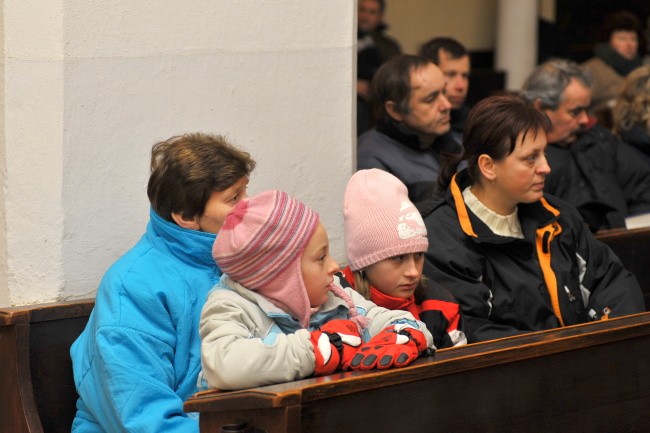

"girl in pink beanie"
[198,190,435,391]
[342,169,467,349]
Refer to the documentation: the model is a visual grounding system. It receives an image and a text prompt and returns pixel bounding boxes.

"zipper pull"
[564,285,576,302]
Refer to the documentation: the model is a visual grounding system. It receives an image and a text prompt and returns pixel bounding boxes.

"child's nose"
[404,258,420,277]
[327,257,340,274]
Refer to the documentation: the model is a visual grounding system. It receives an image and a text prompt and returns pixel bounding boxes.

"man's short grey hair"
[521,59,593,110]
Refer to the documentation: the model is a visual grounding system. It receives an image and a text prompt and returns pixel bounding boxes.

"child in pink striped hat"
[198,190,434,391]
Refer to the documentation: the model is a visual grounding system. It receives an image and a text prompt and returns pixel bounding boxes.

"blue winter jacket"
[70,209,221,433]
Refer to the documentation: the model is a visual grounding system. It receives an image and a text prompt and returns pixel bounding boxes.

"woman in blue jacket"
[70,133,255,433]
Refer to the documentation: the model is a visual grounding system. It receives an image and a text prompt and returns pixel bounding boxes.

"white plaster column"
[1,1,356,307]
[2,0,66,306]
[495,0,539,90]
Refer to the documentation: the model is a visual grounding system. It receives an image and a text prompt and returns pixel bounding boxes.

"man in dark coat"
[522,58,650,231]
[357,55,459,203]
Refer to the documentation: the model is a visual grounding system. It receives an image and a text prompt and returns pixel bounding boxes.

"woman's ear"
[477,153,497,182]
[171,212,200,230]
[385,101,404,122]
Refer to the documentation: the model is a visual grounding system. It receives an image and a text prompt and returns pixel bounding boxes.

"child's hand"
[343,323,429,371]
[310,330,340,376]
[319,319,362,367]
[310,320,362,376]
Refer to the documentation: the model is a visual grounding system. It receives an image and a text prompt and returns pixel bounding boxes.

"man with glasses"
[521,58,650,231]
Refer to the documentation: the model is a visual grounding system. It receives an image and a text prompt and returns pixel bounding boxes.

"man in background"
[357,0,401,136]
[522,58,650,231]
[419,37,471,146]
[357,54,457,201]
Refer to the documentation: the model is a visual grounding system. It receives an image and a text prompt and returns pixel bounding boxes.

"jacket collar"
[376,115,425,149]
[376,115,460,153]
[564,122,611,152]
[370,286,415,311]
[446,170,560,243]
[148,208,218,269]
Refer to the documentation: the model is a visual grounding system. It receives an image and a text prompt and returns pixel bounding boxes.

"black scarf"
[594,43,642,77]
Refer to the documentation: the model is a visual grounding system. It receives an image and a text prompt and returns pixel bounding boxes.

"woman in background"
[613,64,650,159]
[582,10,643,127]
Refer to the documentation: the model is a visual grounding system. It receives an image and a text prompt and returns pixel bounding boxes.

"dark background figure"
[357,0,401,136]
[553,0,649,63]
[581,10,643,128]
[613,65,650,159]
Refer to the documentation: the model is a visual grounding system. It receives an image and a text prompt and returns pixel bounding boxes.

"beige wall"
[383,0,556,56]
[383,0,498,54]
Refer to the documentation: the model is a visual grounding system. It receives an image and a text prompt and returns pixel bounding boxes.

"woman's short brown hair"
[439,95,551,189]
[147,133,256,222]
[465,94,550,175]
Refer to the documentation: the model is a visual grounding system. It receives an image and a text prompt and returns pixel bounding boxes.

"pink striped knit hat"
[344,169,428,271]
[213,190,366,329]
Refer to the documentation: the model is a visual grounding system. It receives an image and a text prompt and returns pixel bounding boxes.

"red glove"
[310,330,341,376]
[344,323,429,371]
[310,320,362,376]
[319,319,362,366]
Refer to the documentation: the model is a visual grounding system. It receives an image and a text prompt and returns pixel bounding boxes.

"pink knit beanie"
[344,169,429,271]
[214,190,366,329]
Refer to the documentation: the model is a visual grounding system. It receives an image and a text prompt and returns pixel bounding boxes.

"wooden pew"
[596,226,650,310]
[185,312,650,433]
[0,299,94,433]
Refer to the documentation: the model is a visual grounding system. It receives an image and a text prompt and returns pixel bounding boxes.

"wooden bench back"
[185,312,650,433]
[596,227,650,310]
[0,299,94,433]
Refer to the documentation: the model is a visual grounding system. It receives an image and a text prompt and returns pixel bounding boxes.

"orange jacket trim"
[450,173,478,238]
[536,197,564,326]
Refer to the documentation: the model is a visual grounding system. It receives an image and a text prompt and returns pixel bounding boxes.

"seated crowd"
[69,93,647,431]
[68,22,650,433]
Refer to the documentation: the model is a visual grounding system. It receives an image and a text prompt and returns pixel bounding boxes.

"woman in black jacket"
[419,94,645,343]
